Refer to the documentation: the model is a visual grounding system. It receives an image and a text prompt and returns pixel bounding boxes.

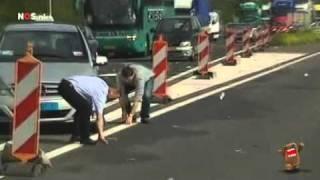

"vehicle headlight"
[179,41,191,47]
[126,35,137,41]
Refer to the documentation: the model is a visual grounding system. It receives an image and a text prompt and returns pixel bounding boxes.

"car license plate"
[41,102,59,111]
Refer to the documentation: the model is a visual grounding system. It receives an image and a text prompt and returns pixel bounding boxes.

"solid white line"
[44,51,320,160]
[167,56,225,82]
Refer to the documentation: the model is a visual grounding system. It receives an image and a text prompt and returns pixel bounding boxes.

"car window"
[0,31,88,62]
[157,19,192,33]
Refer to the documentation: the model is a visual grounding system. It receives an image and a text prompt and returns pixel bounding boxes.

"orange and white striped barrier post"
[257,28,265,51]
[193,31,214,79]
[152,35,172,103]
[265,24,272,46]
[12,42,41,162]
[1,43,51,177]
[241,28,252,58]
[223,28,237,65]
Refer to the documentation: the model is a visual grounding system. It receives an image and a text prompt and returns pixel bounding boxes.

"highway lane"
[4,45,320,179]
[1,42,320,179]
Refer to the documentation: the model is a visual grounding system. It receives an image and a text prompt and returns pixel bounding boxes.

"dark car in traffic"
[153,16,204,61]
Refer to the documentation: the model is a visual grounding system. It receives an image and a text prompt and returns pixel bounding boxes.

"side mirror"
[95,55,108,65]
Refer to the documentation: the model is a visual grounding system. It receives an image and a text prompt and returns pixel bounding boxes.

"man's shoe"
[140,118,150,124]
[80,138,97,145]
[69,136,80,143]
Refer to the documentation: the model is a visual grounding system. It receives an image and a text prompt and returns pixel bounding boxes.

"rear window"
[0,30,88,62]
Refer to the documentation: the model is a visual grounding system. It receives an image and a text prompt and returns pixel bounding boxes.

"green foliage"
[271,30,320,46]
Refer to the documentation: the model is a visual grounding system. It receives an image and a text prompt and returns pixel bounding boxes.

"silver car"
[0,23,106,123]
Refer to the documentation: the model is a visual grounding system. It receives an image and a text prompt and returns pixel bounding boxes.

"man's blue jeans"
[123,78,154,119]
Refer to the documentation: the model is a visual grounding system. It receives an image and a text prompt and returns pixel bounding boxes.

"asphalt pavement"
[3,45,319,179]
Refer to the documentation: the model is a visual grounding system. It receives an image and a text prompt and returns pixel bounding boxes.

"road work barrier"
[193,31,214,79]
[257,28,265,51]
[152,35,172,103]
[264,24,272,47]
[241,28,253,58]
[223,28,237,65]
[1,43,51,177]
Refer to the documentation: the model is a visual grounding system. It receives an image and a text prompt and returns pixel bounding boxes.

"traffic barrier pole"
[266,24,273,45]
[12,42,41,162]
[152,35,172,103]
[223,28,237,65]
[241,28,252,58]
[1,43,52,177]
[257,28,265,51]
[193,31,214,79]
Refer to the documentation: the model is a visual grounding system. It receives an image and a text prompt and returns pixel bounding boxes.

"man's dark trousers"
[58,79,92,141]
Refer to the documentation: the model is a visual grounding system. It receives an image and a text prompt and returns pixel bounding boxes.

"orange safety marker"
[12,42,41,162]
[193,31,214,79]
[152,35,172,103]
[241,28,253,58]
[223,28,237,65]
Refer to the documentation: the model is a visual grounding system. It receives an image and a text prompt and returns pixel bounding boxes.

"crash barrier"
[257,28,265,51]
[152,35,172,102]
[2,42,51,177]
[12,43,41,162]
[241,28,253,58]
[223,28,237,65]
[264,25,272,46]
[193,31,214,79]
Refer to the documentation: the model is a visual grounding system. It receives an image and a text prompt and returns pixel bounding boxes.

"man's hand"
[98,136,108,144]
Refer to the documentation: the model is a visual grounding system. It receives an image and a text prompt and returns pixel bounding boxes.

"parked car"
[153,16,203,61]
[0,22,107,123]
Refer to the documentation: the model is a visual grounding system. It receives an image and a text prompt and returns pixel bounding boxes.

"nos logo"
[17,12,33,21]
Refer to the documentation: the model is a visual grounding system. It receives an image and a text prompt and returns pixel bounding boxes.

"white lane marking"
[44,51,320,160]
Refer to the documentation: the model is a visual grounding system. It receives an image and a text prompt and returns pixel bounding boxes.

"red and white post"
[241,28,252,58]
[224,28,237,65]
[152,35,172,102]
[12,43,41,162]
[194,31,214,79]
[257,28,265,51]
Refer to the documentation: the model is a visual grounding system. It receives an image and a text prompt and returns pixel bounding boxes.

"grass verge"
[271,30,320,46]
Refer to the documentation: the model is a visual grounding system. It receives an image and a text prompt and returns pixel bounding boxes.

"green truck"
[238,1,271,26]
[82,0,175,57]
